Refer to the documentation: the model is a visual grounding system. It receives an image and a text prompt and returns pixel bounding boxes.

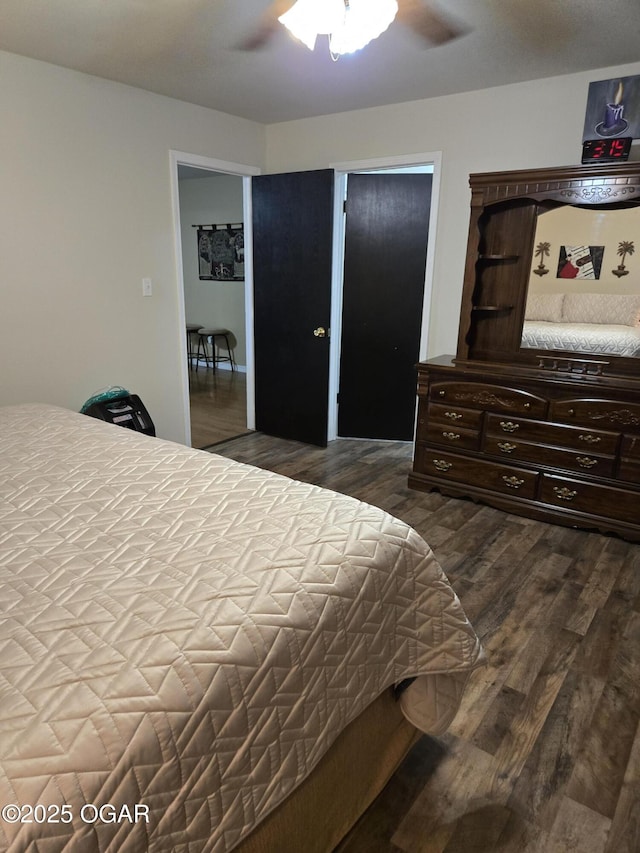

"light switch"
[142,278,153,297]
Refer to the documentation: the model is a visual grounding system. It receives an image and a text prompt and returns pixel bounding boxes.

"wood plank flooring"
[188,365,249,449]
[211,432,640,853]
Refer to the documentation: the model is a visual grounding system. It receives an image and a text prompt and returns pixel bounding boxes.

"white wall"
[178,173,247,366]
[0,50,264,443]
[264,61,640,359]
[3,48,640,447]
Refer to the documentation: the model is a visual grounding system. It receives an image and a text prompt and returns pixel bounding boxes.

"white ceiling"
[1,0,639,125]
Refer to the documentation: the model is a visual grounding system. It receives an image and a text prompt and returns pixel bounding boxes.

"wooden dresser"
[409,356,640,540]
[409,164,640,542]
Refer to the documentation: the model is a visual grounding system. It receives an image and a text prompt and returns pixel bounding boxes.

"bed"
[521,319,640,356]
[0,404,483,852]
[521,291,640,357]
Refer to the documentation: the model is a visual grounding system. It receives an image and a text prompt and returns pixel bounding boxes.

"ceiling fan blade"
[396,0,469,46]
[237,0,296,50]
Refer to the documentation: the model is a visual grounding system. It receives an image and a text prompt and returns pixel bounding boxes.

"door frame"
[329,151,442,441]
[169,150,261,446]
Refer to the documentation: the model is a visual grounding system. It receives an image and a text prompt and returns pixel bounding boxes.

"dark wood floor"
[211,432,640,853]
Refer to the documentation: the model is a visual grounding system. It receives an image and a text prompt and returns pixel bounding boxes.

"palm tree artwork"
[613,240,634,277]
[533,241,551,276]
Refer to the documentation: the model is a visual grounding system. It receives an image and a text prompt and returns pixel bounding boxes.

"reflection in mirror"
[521,205,640,358]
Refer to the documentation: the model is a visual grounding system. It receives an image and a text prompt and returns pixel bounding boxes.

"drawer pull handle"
[438,390,446,397]
[444,411,463,421]
[502,475,524,489]
[500,421,520,433]
[579,434,601,444]
[432,459,452,472]
[576,456,598,469]
[497,442,517,454]
[442,431,461,441]
[553,486,577,502]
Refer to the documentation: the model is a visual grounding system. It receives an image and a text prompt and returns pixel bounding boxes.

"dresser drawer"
[552,398,640,432]
[619,435,640,483]
[415,446,538,499]
[621,434,640,461]
[430,382,547,417]
[424,423,480,451]
[540,474,640,525]
[618,457,640,484]
[485,413,620,454]
[427,402,483,430]
[483,436,615,478]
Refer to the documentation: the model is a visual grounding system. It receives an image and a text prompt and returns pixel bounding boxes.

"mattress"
[0,404,483,852]
[521,319,640,357]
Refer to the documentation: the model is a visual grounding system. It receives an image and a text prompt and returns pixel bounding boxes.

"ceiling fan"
[239,0,468,55]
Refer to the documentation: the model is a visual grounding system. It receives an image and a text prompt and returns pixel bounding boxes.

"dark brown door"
[252,170,334,446]
[338,172,432,440]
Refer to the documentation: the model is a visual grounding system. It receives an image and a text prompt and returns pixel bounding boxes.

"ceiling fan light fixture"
[330,0,398,55]
[278,0,346,50]
[279,0,398,55]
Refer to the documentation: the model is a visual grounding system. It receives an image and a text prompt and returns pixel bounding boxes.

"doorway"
[338,169,433,440]
[170,151,260,449]
[329,154,441,442]
[171,151,440,449]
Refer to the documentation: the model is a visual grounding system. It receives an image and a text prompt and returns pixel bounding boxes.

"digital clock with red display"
[581,137,632,163]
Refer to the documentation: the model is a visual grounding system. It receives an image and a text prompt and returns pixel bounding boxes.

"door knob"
[313,327,326,338]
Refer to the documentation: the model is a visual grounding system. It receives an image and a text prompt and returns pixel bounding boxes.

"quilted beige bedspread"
[0,404,482,852]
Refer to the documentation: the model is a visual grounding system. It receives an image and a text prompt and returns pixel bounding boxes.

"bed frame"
[237,689,420,852]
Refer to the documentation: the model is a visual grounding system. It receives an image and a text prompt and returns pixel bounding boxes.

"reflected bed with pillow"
[521,291,640,357]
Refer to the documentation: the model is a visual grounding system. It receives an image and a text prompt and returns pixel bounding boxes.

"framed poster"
[583,75,640,141]
[556,245,604,280]
[197,225,244,281]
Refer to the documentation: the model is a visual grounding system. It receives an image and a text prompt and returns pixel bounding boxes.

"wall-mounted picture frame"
[556,245,604,280]
[583,75,640,141]
[197,224,244,281]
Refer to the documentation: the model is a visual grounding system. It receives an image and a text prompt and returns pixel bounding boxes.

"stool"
[195,328,236,372]
[186,323,201,370]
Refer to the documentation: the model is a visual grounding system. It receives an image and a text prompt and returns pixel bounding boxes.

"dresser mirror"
[456,163,640,379]
[521,203,640,359]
